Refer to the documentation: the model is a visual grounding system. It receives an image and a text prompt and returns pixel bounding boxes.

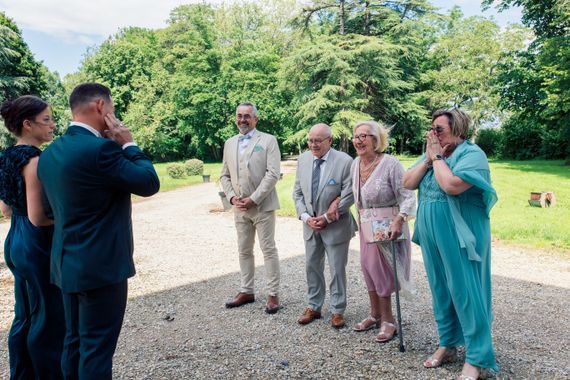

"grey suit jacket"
[220,130,281,212]
[292,149,356,245]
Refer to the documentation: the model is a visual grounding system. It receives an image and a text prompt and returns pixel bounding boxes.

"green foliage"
[500,115,544,159]
[166,163,186,179]
[486,0,570,159]
[184,159,204,175]
[0,12,47,103]
[476,128,503,158]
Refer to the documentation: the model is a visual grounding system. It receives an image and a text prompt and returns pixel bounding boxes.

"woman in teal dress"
[0,96,65,379]
[403,109,498,380]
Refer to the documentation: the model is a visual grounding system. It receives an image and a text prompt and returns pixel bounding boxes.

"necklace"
[359,154,381,183]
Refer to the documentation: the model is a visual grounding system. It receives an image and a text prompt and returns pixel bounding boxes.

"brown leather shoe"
[225,292,255,308]
[297,308,322,325]
[265,295,281,314]
[331,313,345,329]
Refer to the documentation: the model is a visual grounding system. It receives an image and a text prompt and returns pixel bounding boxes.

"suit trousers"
[304,233,349,314]
[61,280,128,380]
[234,208,280,296]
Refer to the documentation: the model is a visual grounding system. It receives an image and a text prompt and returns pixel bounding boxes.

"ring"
[119,123,125,128]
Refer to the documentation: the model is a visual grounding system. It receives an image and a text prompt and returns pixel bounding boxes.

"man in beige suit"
[221,103,281,314]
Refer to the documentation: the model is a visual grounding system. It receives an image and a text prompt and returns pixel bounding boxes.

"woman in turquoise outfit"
[403,109,498,380]
[0,96,65,379]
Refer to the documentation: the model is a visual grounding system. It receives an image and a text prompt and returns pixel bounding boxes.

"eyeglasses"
[430,126,445,134]
[29,117,55,126]
[308,137,331,145]
[352,134,374,142]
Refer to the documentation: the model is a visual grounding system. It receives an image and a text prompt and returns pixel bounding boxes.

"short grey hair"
[310,123,332,138]
[354,120,390,153]
[237,102,258,117]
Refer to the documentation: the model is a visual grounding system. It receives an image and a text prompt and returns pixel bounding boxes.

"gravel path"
[0,182,569,379]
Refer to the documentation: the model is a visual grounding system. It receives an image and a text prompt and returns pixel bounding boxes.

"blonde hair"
[432,108,471,138]
[354,120,389,153]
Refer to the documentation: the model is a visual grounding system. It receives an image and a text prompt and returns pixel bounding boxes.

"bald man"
[292,123,356,328]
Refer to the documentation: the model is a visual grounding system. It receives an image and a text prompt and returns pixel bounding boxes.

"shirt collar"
[70,121,102,138]
[239,128,257,139]
[313,149,331,162]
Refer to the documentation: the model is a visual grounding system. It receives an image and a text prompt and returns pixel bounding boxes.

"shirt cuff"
[122,142,138,150]
[322,213,331,224]
[301,213,311,223]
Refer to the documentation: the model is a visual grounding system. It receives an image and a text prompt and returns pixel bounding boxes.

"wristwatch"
[398,213,408,222]
[434,154,444,161]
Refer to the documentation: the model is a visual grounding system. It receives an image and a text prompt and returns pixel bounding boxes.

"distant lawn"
[157,157,568,252]
[154,162,224,192]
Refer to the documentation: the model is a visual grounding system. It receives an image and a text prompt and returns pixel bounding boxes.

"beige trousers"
[234,208,280,296]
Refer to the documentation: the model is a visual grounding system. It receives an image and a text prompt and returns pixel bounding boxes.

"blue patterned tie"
[238,134,252,141]
[311,158,325,206]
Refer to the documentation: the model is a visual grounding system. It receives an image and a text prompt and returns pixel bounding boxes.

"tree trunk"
[364,1,370,35]
[339,0,345,35]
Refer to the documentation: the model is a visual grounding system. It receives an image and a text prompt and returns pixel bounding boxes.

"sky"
[1,0,523,77]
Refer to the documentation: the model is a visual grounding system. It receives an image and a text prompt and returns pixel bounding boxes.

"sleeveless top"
[0,145,41,215]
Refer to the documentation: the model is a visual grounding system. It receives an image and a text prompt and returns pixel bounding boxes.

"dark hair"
[69,83,112,111]
[432,108,471,138]
[0,95,49,137]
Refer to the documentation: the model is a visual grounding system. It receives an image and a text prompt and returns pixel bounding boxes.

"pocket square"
[253,144,264,152]
[327,178,338,185]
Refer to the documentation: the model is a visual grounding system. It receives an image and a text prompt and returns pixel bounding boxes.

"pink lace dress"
[352,154,416,296]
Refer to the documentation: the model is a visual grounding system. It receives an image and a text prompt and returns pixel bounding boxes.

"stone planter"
[218,191,232,211]
[202,174,211,183]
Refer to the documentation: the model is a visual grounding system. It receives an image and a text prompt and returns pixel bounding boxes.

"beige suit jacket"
[220,130,281,212]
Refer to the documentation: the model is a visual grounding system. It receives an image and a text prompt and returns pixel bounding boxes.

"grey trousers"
[304,233,349,314]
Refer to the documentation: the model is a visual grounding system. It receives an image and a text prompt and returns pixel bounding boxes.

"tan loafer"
[297,308,321,325]
[225,292,255,308]
[331,313,345,329]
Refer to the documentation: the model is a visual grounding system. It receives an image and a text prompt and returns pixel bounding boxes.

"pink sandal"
[423,347,458,368]
[375,321,397,343]
[353,316,380,332]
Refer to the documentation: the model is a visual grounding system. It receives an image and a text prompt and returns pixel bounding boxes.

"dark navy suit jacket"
[38,125,160,293]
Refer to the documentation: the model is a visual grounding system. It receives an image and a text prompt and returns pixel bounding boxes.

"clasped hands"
[103,113,134,146]
[231,196,256,211]
[308,196,341,231]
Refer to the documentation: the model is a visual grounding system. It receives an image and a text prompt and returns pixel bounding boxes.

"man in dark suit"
[37,83,160,379]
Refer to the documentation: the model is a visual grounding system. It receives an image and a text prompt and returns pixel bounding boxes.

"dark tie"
[311,158,325,206]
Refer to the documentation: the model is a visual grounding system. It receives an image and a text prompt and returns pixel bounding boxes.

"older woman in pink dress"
[351,121,416,343]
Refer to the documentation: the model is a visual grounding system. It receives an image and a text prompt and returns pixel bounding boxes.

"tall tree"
[0,12,47,103]
[484,0,570,159]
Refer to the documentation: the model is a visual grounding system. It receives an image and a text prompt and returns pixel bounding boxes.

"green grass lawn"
[178,157,569,252]
[154,162,224,192]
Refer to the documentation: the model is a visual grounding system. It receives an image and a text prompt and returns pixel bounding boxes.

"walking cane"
[390,239,405,352]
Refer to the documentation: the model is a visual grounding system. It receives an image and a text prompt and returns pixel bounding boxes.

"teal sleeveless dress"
[0,145,65,379]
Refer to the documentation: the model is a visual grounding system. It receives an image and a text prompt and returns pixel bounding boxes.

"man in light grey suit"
[221,103,281,314]
[293,123,356,328]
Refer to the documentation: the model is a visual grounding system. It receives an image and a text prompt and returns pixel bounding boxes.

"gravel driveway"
[1,182,569,379]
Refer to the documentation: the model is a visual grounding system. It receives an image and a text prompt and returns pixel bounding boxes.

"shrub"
[166,163,186,179]
[184,159,204,176]
[500,115,543,159]
[476,128,503,158]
